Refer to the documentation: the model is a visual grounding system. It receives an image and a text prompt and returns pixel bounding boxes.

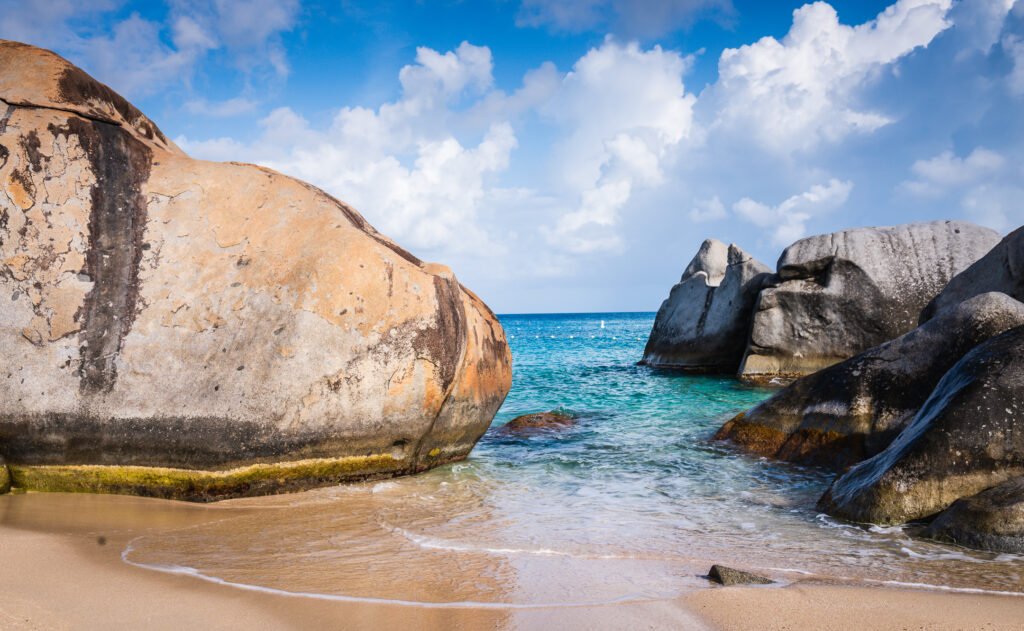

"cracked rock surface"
[0,40,512,500]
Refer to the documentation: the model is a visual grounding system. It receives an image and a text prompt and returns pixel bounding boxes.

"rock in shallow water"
[922,475,1024,554]
[707,565,774,586]
[501,411,577,432]
[0,40,512,500]
[716,293,1024,470]
[819,325,1024,525]
[739,221,1001,383]
[641,239,771,372]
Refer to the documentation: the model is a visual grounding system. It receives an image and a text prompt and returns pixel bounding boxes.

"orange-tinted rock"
[0,40,512,500]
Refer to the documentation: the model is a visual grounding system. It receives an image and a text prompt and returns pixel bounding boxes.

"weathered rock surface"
[739,221,1001,383]
[819,326,1024,525]
[641,239,771,371]
[921,226,1024,322]
[501,410,577,432]
[707,565,774,586]
[716,293,1024,470]
[0,40,512,500]
[922,475,1024,554]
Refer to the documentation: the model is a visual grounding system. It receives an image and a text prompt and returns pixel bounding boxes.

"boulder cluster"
[693,226,1024,554]
[0,41,512,500]
[642,221,1000,383]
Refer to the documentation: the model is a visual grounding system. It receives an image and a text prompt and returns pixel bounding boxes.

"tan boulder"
[0,40,512,500]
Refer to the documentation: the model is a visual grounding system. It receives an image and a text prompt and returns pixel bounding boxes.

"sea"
[117,312,1024,605]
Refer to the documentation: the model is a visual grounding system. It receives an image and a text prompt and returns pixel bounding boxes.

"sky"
[1,0,1022,313]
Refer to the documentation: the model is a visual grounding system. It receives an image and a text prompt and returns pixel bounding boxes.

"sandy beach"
[3,491,1023,631]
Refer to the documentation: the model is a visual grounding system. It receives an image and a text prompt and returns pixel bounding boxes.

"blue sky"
[2,0,1023,313]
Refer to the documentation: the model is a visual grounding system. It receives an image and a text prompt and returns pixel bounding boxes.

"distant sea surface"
[123,312,1023,605]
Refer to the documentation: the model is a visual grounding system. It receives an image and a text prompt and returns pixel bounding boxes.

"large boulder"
[641,239,771,371]
[0,40,512,500]
[739,221,1001,383]
[921,475,1024,554]
[921,226,1024,322]
[716,293,1024,470]
[819,326,1024,525]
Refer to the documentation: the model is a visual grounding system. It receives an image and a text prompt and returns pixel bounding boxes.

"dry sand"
[2,492,1023,630]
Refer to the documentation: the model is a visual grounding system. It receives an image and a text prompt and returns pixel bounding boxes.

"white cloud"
[689,196,727,223]
[516,0,734,38]
[901,147,1006,195]
[1004,33,1024,95]
[540,39,697,252]
[704,0,953,153]
[949,0,1017,54]
[733,179,853,246]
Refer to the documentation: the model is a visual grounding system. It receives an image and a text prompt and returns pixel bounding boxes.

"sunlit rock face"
[0,40,511,500]
[641,239,771,373]
[738,220,1001,383]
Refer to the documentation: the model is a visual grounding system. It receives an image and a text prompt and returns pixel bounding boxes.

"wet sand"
[3,492,1024,630]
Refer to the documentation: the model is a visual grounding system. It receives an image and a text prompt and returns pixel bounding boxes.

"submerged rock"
[921,226,1024,322]
[922,476,1024,554]
[0,40,512,500]
[716,293,1024,470]
[739,221,1001,383]
[707,565,774,586]
[819,326,1024,525]
[501,411,577,432]
[641,239,771,372]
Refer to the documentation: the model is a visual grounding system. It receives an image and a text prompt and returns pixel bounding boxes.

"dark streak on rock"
[19,130,45,172]
[0,144,8,170]
[49,117,152,393]
[56,66,169,146]
[9,168,34,205]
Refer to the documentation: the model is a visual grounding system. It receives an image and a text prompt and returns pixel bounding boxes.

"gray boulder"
[641,239,771,371]
[715,293,1024,470]
[739,221,1001,383]
[921,226,1024,322]
[922,475,1024,554]
[819,325,1024,525]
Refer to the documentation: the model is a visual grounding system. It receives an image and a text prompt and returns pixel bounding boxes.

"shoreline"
[3,491,1023,630]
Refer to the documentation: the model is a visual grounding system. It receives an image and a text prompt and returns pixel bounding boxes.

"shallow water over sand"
[5,313,1024,605]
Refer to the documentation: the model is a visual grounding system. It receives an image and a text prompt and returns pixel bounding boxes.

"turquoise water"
[122,312,1024,605]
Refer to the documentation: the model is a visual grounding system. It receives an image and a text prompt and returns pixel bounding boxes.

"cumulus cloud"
[1004,33,1024,95]
[516,0,734,38]
[733,179,854,246]
[900,147,1006,195]
[540,40,697,252]
[703,0,953,154]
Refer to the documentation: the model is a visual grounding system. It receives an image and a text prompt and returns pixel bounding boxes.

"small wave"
[120,540,659,610]
[865,578,1024,597]
[384,524,633,560]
